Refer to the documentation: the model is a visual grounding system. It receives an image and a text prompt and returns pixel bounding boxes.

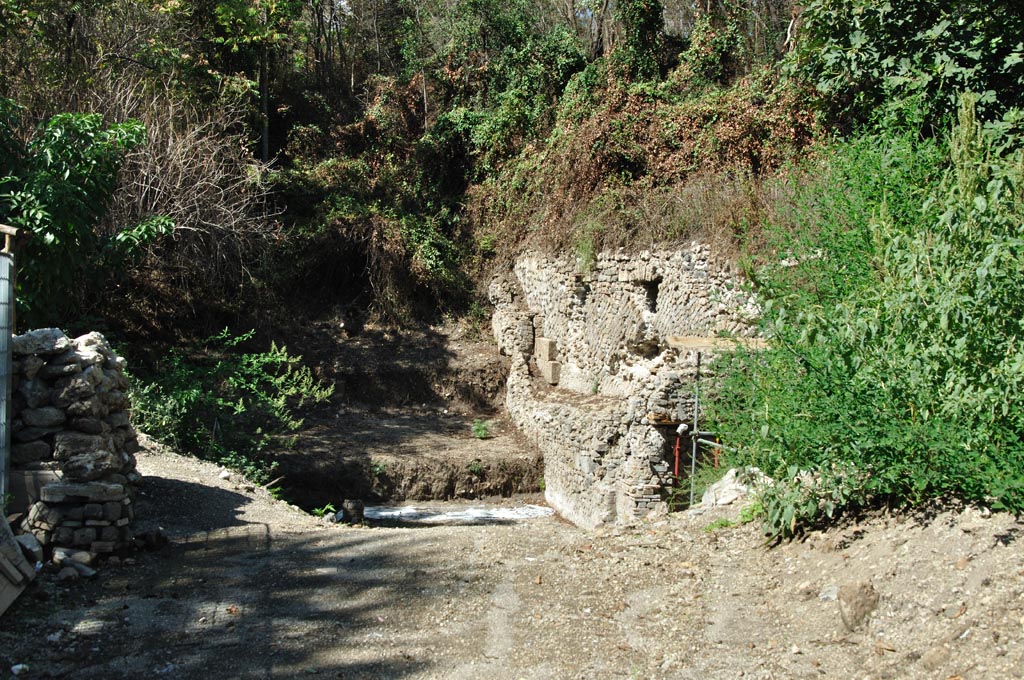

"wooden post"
[0,224,16,255]
[0,224,16,334]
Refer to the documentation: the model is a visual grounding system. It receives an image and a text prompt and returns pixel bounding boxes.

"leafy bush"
[612,0,664,82]
[678,14,741,88]
[0,99,154,326]
[792,0,1024,129]
[711,95,1024,538]
[131,330,333,484]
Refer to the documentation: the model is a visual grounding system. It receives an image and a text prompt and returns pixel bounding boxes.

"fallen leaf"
[875,641,896,655]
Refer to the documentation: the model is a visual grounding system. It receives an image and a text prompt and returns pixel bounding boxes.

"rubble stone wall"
[8,329,140,554]
[491,245,756,529]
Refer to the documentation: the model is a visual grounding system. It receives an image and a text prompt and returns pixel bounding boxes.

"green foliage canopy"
[711,97,1024,537]
[0,98,164,326]
[793,0,1024,128]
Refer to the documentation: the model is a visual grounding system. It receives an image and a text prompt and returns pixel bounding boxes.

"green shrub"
[612,0,664,82]
[712,95,1024,538]
[679,14,741,87]
[792,0,1024,129]
[311,503,336,518]
[0,98,161,326]
[131,329,333,484]
[471,418,491,440]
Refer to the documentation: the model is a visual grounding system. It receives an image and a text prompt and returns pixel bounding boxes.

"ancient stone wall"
[8,329,140,554]
[491,245,757,529]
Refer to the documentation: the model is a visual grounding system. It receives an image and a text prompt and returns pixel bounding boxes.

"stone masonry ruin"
[7,328,141,555]
[491,244,758,529]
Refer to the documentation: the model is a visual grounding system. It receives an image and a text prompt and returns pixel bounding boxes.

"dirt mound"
[274,406,543,511]
[288,319,508,409]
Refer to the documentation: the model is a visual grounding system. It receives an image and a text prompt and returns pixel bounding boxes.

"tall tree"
[214,0,302,162]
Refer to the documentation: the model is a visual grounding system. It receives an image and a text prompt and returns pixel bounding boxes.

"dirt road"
[3,444,1024,679]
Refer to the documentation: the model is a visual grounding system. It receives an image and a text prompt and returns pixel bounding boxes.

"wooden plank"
[0,515,32,617]
[0,552,24,584]
[666,336,769,350]
[0,578,22,616]
[0,223,16,254]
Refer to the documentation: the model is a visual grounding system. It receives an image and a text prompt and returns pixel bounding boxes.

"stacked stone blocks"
[9,328,140,553]
[535,337,561,385]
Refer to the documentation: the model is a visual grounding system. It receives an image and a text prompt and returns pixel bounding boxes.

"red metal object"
[673,435,682,481]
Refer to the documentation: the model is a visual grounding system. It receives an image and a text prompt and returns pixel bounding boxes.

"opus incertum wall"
[491,245,758,529]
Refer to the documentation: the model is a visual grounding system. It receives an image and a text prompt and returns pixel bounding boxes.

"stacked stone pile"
[10,328,140,554]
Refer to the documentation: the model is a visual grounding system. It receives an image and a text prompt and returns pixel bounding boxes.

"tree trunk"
[260,43,269,164]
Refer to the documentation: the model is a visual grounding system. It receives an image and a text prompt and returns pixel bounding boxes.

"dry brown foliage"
[86,69,278,302]
[467,72,819,269]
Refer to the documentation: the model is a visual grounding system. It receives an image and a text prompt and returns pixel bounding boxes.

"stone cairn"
[10,328,140,555]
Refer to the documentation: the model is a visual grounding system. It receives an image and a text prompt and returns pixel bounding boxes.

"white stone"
[701,467,769,507]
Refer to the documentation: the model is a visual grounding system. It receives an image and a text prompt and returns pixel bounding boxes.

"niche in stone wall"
[652,424,680,495]
[654,422,723,502]
[573,277,591,307]
[641,277,662,313]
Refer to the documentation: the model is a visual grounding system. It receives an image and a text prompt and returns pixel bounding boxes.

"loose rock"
[838,581,879,631]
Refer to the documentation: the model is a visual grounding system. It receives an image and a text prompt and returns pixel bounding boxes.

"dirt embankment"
[270,319,543,511]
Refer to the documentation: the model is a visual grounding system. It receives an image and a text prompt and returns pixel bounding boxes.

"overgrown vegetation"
[0,100,156,327]
[0,0,798,324]
[131,330,333,483]
[710,96,1024,538]
[3,0,1023,529]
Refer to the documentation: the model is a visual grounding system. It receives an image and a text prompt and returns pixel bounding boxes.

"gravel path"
[3,443,1024,679]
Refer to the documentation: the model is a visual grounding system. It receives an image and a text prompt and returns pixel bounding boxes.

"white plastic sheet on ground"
[363,504,554,523]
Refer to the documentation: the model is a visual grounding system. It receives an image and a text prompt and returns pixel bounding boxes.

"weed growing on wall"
[131,330,333,484]
[711,96,1024,538]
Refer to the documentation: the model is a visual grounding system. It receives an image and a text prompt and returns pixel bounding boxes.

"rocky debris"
[340,499,365,524]
[132,528,169,551]
[818,583,839,601]
[838,580,879,631]
[701,467,769,507]
[9,329,140,555]
[55,566,79,582]
[13,534,43,564]
[920,644,952,670]
[63,560,96,579]
[11,328,71,356]
[52,547,94,567]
